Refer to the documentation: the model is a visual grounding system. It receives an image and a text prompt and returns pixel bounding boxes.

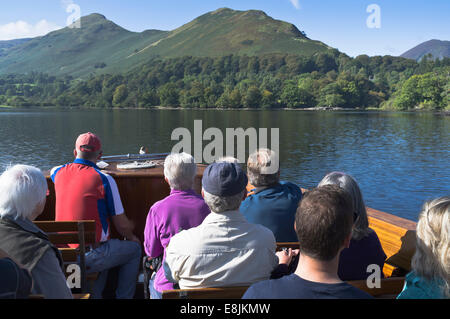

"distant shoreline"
[1,104,449,114]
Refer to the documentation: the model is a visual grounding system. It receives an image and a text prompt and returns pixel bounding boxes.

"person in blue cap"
[163,162,290,289]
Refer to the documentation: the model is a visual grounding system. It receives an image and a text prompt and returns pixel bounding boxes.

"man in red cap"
[51,132,141,299]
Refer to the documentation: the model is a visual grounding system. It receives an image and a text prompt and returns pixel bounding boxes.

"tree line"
[0,51,449,110]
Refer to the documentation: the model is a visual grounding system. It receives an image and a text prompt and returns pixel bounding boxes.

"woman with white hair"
[318,172,386,281]
[240,148,302,242]
[397,197,449,299]
[0,165,72,299]
[143,152,210,299]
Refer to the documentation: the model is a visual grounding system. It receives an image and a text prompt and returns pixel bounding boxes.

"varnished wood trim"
[162,286,249,299]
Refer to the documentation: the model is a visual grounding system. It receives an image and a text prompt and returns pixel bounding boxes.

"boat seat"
[162,286,249,299]
[161,277,405,299]
[33,220,97,294]
[29,293,90,299]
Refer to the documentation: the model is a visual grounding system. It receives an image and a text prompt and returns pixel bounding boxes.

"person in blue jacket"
[240,148,302,242]
[0,249,32,299]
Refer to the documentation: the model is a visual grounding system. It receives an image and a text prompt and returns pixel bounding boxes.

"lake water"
[0,108,449,221]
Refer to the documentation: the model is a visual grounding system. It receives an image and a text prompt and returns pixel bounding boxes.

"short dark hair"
[78,149,101,162]
[295,185,354,261]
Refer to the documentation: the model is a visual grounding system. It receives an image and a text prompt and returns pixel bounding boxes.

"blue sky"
[0,0,448,57]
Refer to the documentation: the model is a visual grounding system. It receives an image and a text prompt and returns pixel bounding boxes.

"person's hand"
[276,248,297,265]
[126,234,141,245]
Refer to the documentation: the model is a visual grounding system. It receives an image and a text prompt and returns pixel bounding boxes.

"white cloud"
[0,20,63,41]
[289,0,301,10]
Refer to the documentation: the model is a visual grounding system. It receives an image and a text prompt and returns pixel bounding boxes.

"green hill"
[0,8,332,77]
[0,14,168,77]
[0,38,32,56]
[128,8,330,58]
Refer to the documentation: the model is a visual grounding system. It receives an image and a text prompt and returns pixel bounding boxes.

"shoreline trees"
[0,53,448,110]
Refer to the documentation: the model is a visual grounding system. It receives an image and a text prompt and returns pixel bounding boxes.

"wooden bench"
[162,277,405,299]
[29,293,91,299]
[162,286,249,299]
[33,220,96,293]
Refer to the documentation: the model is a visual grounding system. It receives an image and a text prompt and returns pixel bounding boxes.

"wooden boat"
[40,155,417,284]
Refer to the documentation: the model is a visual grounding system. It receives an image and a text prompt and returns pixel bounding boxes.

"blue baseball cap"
[202,162,248,196]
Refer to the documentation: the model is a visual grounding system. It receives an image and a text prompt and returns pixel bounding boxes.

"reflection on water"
[1,108,449,221]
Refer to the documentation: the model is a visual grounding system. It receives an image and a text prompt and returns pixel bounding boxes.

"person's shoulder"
[397,272,444,299]
[249,223,276,243]
[166,225,202,252]
[242,278,277,299]
[342,282,374,299]
[367,228,383,242]
[280,181,302,196]
[150,196,170,212]
[243,275,295,299]
[50,163,71,180]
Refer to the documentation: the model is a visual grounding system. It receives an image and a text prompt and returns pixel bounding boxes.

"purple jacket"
[144,189,210,292]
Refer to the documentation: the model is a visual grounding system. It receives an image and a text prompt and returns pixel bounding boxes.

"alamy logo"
[64,1,81,29]
[66,264,81,289]
[171,120,280,173]
[366,264,381,288]
[366,4,381,29]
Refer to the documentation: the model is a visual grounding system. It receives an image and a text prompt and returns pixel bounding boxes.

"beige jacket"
[164,210,279,289]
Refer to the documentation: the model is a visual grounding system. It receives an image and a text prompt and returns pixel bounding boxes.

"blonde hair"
[411,197,450,298]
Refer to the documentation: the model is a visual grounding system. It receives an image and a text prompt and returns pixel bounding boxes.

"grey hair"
[202,189,246,213]
[318,172,371,240]
[411,197,450,298]
[247,148,280,187]
[216,156,239,164]
[164,152,197,191]
[0,165,48,220]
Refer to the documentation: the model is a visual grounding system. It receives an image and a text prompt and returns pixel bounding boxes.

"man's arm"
[103,173,140,244]
[143,205,164,257]
[111,214,140,244]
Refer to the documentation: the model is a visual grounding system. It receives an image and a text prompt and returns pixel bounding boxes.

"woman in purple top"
[144,153,210,299]
[318,172,387,281]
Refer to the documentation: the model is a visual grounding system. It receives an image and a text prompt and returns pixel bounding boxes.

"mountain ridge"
[0,9,331,77]
[401,39,450,61]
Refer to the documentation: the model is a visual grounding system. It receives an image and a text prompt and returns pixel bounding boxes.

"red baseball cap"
[75,132,102,152]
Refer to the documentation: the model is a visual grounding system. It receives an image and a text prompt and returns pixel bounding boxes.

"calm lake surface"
[0,108,449,221]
